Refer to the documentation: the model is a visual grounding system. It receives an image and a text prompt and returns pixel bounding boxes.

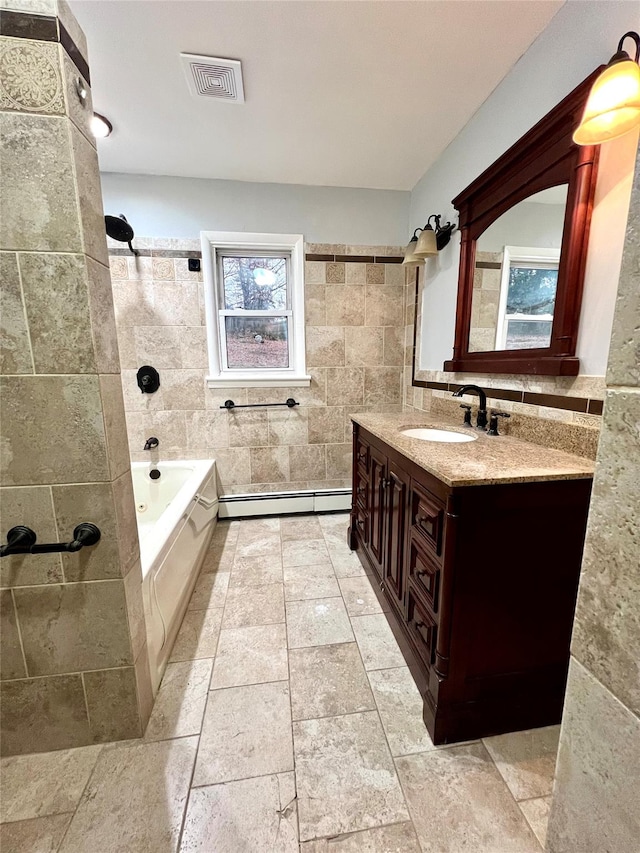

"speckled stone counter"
[351,412,595,487]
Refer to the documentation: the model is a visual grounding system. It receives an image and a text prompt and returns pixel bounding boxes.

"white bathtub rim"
[132,459,216,575]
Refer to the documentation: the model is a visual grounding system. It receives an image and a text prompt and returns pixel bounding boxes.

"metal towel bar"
[220,398,299,410]
[0,524,101,557]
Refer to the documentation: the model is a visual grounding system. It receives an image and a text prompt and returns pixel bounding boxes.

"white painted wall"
[412,0,640,375]
[100,173,410,246]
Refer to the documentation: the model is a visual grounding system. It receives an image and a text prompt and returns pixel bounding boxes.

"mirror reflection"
[468,185,568,352]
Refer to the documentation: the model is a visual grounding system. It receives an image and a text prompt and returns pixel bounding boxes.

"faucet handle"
[487,411,511,436]
[459,404,472,426]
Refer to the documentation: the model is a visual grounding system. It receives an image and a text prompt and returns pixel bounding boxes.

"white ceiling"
[71,0,563,190]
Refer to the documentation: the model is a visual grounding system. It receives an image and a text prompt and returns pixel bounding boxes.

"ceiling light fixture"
[402,215,456,265]
[91,112,113,138]
[573,31,640,145]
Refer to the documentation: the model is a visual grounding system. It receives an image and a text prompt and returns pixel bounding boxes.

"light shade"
[91,113,113,138]
[574,33,640,146]
[402,237,423,266]
[414,226,438,258]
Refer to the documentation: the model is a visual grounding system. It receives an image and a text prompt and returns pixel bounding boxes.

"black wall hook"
[0,524,101,557]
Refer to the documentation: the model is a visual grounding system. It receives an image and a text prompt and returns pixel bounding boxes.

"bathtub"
[131,460,218,693]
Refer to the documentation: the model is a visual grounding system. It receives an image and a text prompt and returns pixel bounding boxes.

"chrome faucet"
[143,436,159,451]
[452,385,488,430]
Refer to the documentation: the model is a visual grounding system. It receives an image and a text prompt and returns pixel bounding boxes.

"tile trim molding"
[409,270,604,416]
[306,253,404,264]
[0,8,90,83]
[108,248,202,258]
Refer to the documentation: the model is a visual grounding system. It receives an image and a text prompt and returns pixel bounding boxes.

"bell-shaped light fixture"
[402,231,423,266]
[574,31,640,146]
[414,220,438,258]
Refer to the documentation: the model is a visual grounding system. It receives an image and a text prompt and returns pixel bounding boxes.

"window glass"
[224,316,289,369]
[221,256,288,310]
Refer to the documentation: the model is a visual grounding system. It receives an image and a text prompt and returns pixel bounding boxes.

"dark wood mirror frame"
[444,68,603,376]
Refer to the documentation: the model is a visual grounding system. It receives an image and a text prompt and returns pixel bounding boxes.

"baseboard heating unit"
[218,488,351,518]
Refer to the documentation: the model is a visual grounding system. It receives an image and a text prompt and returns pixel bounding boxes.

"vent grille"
[180,53,245,103]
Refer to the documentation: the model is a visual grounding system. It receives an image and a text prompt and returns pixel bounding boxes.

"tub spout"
[144,436,159,451]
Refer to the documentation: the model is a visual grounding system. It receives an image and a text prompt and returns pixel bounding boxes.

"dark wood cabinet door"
[367,447,387,577]
[384,464,409,609]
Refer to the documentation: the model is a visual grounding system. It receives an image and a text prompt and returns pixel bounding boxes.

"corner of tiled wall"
[0,0,150,754]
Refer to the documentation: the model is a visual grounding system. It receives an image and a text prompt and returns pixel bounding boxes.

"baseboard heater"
[218,487,351,518]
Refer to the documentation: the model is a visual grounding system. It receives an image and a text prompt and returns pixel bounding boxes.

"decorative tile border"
[306,253,403,264]
[108,248,202,259]
[0,7,89,82]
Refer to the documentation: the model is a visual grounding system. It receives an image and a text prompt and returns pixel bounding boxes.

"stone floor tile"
[483,725,560,800]
[280,515,323,540]
[350,614,405,670]
[339,576,383,616]
[0,745,102,823]
[235,533,282,558]
[299,821,421,852]
[396,743,541,853]
[0,813,72,853]
[143,659,212,741]
[229,554,283,587]
[59,737,197,853]
[318,513,350,532]
[169,607,224,662]
[180,773,297,852]
[367,667,434,756]
[282,538,330,568]
[187,571,230,610]
[286,597,354,648]
[192,681,293,786]
[283,563,340,601]
[329,547,367,577]
[221,583,285,629]
[210,623,288,688]
[201,542,235,572]
[518,796,552,848]
[289,643,375,720]
[294,711,409,841]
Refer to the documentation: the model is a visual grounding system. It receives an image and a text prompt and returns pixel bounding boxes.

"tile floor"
[0,513,559,852]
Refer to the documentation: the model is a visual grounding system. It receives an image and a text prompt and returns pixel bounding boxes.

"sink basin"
[401,428,477,443]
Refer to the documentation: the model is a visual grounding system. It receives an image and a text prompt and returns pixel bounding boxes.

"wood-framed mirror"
[444,68,603,376]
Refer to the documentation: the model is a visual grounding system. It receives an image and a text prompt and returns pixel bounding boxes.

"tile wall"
[0,1,151,755]
[109,241,411,494]
[546,143,640,851]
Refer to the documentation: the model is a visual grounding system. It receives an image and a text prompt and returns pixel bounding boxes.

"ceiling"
[71,0,563,190]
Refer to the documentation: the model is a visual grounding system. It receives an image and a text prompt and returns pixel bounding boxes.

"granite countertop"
[351,412,595,487]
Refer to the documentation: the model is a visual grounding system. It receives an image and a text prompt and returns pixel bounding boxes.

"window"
[201,232,309,387]
[495,247,560,350]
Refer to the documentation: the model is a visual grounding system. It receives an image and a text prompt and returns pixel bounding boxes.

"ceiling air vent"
[180,53,245,103]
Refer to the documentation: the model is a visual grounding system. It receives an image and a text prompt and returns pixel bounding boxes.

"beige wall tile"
[61,51,93,145]
[52,482,121,582]
[547,658,640,853]
[364,366,402,405]
[325,286,365,326]
[123,559,146,661]
[306,326,345,367]
[153,282,200,325]
[86,258,120,374]
[308,407,345,444]
[305,261,325,283]
[0,590,25,680]
[0,251,33,374]
[83,667,141,742]
[151,257,175,280]
[120,368,165,411]
[365,285,404,326]
[125,410,187,452]
[111,281,155,328]
[14,580,132,675]
[185,409,230,450]
[0,375,109,486]
[213,447,251,488]
[384,263,405,286]
[109,256,128,280]
[326,443,352,479]
[325,262,345,284]
[345,327,384,367]
[161,368,205,410]
[366,263,385,284]
[229,409,268,447]
[289,444,326,480]
[70,125,108,266]
[383,325,405,366]
[0,113,81,252]
[250,447,290,483]
[134,644,154,729]
[0,37,64,115]
[326,367,364,406]
[180,326,208,368]
[57,0,88,61]
[99,373,130,480]
[268,407,309,446]
[305,284,326,326]
[175,257,203,281]
[133,325,182,368]
[0,486,63,586]
[0,674,90,755]
[345,262,366,284]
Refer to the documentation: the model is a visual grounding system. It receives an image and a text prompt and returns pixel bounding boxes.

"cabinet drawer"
[407,588,438,668]
[355,437,369,472]
[355,475,368,510]
[411,483,444,557]
[353,505,368,543]
[409,534,440,614]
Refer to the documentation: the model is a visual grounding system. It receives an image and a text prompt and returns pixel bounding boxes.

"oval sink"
[401,428,477,443]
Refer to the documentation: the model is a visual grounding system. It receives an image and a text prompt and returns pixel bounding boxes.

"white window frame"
[201,231,310,388]
[495,245,560,350]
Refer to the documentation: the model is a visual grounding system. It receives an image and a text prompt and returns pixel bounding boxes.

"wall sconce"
[402,215,456,265]
[574,31,640,145]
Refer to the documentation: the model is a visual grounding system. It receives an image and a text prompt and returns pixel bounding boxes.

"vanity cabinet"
[349,424,592,745]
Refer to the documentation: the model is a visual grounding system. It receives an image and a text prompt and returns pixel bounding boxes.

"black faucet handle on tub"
[488,411,511,436]
[144,436,159,451]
